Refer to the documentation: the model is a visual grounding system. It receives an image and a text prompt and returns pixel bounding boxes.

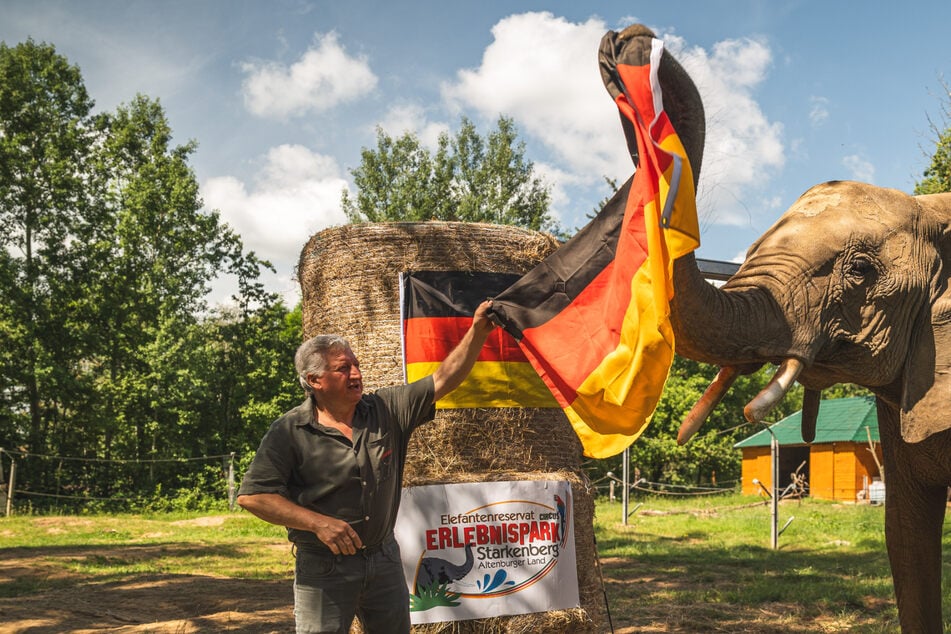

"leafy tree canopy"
[0,39,294,510]
[915,81,951,195]
[341,116,561,235]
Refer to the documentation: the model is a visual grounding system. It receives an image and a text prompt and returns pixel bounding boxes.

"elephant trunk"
[670,253,793,365]
[670,252,800,442]
[602,27,792,369]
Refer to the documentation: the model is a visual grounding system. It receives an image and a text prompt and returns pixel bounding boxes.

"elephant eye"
[844,256,875,283]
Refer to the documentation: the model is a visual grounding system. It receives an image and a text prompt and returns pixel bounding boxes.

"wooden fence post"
[227,453,236,510]
[5,460,15,517]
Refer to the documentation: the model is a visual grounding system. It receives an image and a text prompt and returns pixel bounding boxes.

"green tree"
[342,116,558,233]
[915,83,951,194]
[233,301,304,441]
[104,300,302,503]
[915,83,951,195]
[80,94,275,468]
[166,300,303,459]
[820,383,872,399]
[0,40,97,454]
[0,41,286,508]
[916,130,951,195]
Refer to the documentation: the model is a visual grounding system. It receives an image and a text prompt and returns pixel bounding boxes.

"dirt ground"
[3,516,603,634]
[3,544,602,634]
[0,516,880,633]
[0,549,868,634]
[0,554,295,633]
[0,578,294,634]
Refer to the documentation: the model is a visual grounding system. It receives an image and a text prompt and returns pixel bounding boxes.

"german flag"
[488,34,700,458]
[401,271,558,409]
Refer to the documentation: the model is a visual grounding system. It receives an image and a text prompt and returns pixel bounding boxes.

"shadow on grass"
[596,532,902,633]
[0,541,290,596]
[0,542,295,633]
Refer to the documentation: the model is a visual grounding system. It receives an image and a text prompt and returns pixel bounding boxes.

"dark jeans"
[293,535,410,634]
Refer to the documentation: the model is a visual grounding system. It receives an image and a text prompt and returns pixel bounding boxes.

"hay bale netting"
[298,222,605,633]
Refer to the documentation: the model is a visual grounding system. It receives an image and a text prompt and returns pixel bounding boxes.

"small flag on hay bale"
[401,270,558,409]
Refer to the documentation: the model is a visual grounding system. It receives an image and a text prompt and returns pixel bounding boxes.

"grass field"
[594,495,906,632]
[1,494,944,632]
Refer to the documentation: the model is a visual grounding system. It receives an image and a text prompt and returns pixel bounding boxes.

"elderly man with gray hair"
[237,300,497,634]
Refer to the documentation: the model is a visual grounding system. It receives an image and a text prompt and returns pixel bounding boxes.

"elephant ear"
[900,194,951,442]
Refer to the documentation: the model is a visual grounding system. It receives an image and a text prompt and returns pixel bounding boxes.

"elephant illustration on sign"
[414,543,474,593]
[600,25,951,633]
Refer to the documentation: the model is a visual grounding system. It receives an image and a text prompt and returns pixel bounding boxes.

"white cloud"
[376,103,450,150]
[442,12,628,182]
[531,162,577,227]
[809,96,830,127]
[843,154,875,183]
[443,13,785,228]
[665,33,785,225]
[241,31,377,119]
[203,144,349,265]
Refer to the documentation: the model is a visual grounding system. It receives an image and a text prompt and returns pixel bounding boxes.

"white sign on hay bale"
[395,480,579,624]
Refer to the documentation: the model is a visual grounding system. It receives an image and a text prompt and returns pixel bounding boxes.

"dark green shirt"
[238,376,435,546]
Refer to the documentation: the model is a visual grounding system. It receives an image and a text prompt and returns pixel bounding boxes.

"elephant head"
[669,183,951,633]
[675,180,951,444]
[603,24,951,633]
[414,543,475,592]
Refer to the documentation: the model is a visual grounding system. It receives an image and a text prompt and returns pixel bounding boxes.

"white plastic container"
[869,478,885,505]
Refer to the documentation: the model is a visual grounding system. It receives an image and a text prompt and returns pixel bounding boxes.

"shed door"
[778,446,810,497]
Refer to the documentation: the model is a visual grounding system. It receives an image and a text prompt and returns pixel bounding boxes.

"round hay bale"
[298,222,604,633]
[299,222,559,388]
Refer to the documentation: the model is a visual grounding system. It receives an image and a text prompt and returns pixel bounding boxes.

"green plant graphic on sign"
[410,583,462,611]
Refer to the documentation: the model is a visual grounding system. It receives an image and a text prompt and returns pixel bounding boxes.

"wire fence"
[1,446,748,516]
[588,472,742,499]
[0,448,239,515]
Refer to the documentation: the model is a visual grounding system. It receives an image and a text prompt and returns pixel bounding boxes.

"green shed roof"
[734,396,879,448]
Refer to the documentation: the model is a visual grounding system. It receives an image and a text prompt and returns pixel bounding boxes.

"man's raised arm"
[432,299,497,401]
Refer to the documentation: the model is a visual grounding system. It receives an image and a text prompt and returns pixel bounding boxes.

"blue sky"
[3,1,950,304]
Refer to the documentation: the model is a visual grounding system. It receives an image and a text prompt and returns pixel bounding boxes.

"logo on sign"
[409,492,571,612]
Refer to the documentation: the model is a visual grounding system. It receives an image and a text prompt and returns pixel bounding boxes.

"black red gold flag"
[488,34,701,458]
[400,270,558,409]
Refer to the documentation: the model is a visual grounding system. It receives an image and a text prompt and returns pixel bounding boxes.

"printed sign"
[394,480,579,624]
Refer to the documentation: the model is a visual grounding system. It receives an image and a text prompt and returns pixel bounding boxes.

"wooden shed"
[734,396,883,502]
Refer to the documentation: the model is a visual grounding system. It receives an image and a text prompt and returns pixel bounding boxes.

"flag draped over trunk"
[487,34,700,458]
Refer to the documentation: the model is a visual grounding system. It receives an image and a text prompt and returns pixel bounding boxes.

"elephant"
[601,25,951,633]
[414,543,474,593]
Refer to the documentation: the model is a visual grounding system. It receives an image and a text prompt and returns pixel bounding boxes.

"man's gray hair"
[295,335,351,394]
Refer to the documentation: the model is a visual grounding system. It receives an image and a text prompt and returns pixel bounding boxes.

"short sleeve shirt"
[238,376,436,546]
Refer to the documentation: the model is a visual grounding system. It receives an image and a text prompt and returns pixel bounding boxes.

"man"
[237,300,497,634]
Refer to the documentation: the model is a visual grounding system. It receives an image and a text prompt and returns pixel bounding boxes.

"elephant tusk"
[800,388,821,443]
[743,358,804,423]
[678,365,740,445]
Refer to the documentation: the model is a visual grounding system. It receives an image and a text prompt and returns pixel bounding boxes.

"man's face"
[309,348,363,406]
